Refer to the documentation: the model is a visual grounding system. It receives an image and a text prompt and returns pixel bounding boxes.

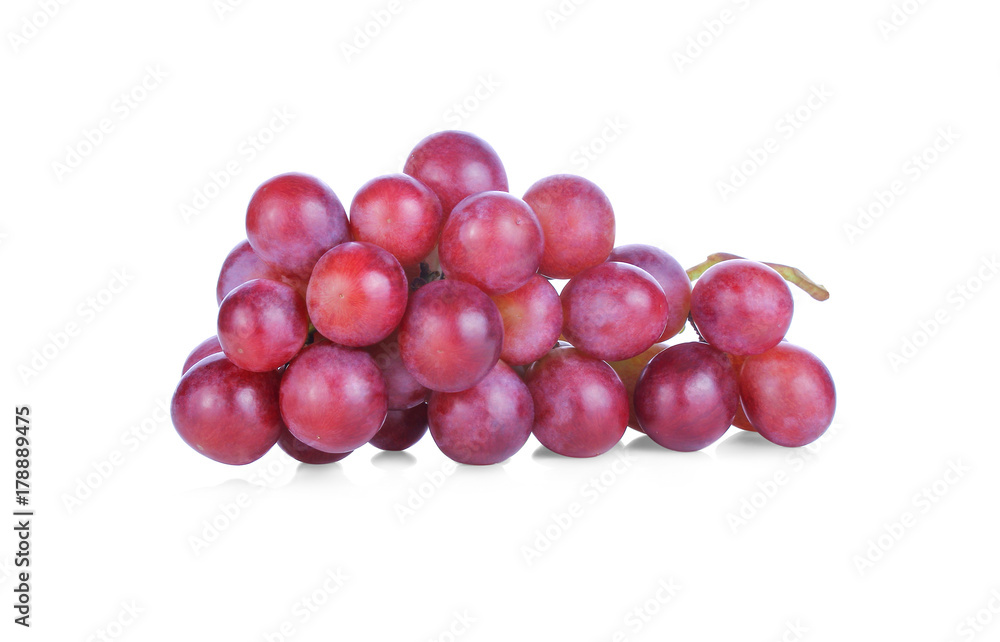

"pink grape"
[561,262,668,361]
[403,131,509,217]
[278,428,352,465]
[217,239,287,304]
[306,242,408,347]
[365,333,429,410]
[181,335,223,375]
[428,361,533,465]
[246,172,350,281]
[525,347,628,458]
[522,174,615,279]
[370,404,429,452]
[438,191,544,295]
[171,354,283,465]
[217,279,309,372]
[634,342,739,452]
[349,174,444,268]
[280,343,387,453]
[690,259,793,356]
[608,244,692,341]
[740,343,835,447]
[490,274,563,366]
[398,279,503,393]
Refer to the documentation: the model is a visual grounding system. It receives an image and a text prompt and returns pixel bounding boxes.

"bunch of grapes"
[171,131,836,467]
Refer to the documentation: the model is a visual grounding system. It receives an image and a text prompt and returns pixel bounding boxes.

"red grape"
[246,173,350,281]
[490,274,563,366]
[428,362,533,465]
[278,428,352,465]
[522,174,615,279]
[182,335,223,375]
[306,242,408,347]
[398,280,503,393]
[370,404,429,451]
[171,354,283,465]
[439,191,544,295]
[608,342,668,431]
[634,342,739,452]
[561,262,668,361]
[403,131,508,217]
[525,347,628,458]
[690,259,793,356]
[365,333,429,410]
[349,174,444,268]
[740,343,835,447]
[217,279,309,372]
[280,343,388,453]
[608,244,692,341]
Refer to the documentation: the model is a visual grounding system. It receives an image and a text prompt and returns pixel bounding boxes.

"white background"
[2,0,999,639]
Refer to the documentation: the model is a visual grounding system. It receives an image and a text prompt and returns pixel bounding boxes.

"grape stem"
[686,253,830,301]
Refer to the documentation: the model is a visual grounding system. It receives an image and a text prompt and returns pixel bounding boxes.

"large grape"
[690,259,793,356]
[398,280,503,393]
[740,343,835,447]
[171,354,283,465]
[306,242,408,347]
[246,173,350,281]
[349,174,443,268]
[525,347,628,458]
[522,174,615,279]
[561,262,668,361]
[217,279,309,373]
[439,191,544,295]
[403,131,508,217]
[429,361,533,465]
[279,343,387,453]
[634,342,739,452]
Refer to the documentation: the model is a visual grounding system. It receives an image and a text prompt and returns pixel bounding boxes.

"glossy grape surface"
[182,335,223,375]
[349,174,443,268]
[490,274,563,366]
[171,354,283,465]
[428,361,533,465]
[634,342,739,452]
[403,131,508,217]
[740,343,835,447]
[217,279,309,372]
[608,244,692,341]
[525,347,628,458]
[370,404,429,452]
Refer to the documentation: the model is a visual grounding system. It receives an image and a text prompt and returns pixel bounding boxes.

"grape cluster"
[171,131,836,467]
